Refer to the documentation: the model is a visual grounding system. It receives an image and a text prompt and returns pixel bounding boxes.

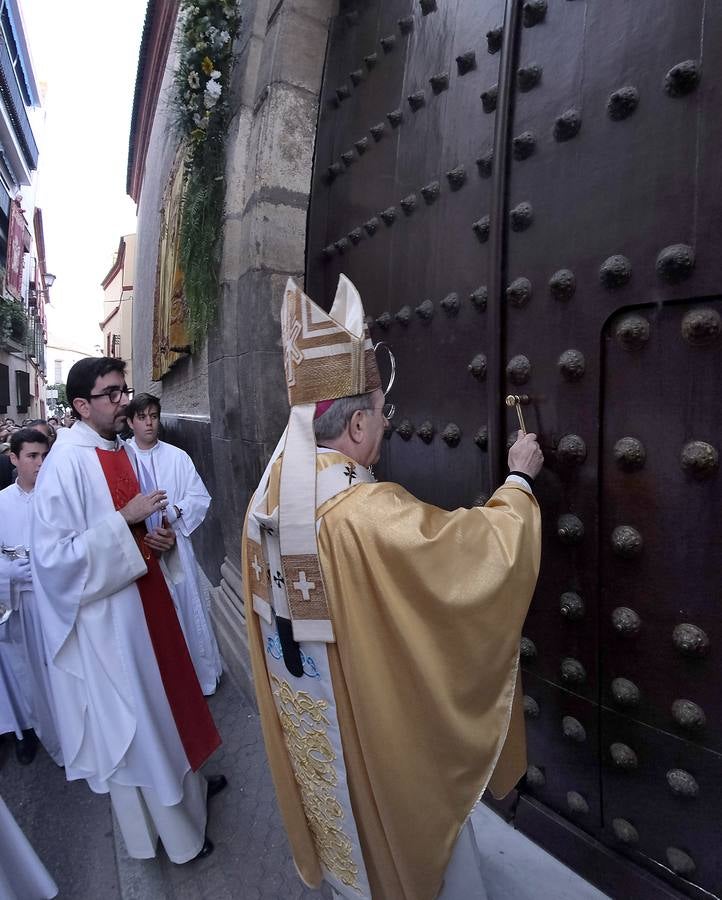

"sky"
[21,0,149,353]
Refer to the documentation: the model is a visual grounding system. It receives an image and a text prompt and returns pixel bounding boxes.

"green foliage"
[172,0,241,346]
[0,296,28,346]
[49,383,67,407]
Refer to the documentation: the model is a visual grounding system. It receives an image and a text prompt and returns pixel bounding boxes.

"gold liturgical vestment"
[243,454,541,900]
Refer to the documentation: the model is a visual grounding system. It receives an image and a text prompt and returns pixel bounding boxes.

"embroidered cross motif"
[251,555,262,581]
[273,571,285,588]
[261,524,274,536]
[344,462,357,486]
[292,571,316,601]
[283,303,303,387]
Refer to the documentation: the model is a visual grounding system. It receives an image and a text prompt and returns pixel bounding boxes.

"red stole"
[96,446,221,771]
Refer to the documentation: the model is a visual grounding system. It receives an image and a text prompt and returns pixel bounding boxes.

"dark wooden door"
[305,3,722,897]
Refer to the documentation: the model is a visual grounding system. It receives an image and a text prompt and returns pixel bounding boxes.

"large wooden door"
[305,3,721,897]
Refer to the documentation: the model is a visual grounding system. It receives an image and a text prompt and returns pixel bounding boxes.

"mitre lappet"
[246,274,388,661]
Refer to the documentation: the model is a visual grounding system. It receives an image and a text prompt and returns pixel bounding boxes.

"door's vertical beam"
[488,0,522,485]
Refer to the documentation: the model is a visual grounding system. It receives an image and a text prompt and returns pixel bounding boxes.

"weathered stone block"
[256,6,330,97]
[237,349,288,443]
[252,84,318,198]
[248,200,308,274]
[224,108,253,219]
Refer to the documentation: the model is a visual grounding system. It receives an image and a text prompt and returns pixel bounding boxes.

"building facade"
[0,0,51,421]
[99,232,136,385]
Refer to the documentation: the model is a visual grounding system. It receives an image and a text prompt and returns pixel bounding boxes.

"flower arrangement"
[172,0,241,345]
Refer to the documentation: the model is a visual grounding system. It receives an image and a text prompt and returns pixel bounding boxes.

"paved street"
[0,725,121,898]
[1,671,607,900]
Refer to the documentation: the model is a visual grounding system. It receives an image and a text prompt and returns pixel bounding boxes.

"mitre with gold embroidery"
[248,275,382,650]
[281,274,381,406]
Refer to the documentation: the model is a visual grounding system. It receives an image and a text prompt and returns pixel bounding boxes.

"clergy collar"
[65,420,122,451]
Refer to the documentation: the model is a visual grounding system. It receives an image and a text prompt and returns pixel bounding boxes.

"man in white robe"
[0,428,62,765]
[126,392,222,695]
[30,357,224,864]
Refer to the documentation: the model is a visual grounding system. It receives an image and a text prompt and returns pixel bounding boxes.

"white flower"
[205,79,222,100]
[219,29,231,44]
[210,70,221,81]
[193,112,208,129]
[188,71,200,90]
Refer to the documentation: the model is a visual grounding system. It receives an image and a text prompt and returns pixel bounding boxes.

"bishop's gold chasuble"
[244,452,540,900]
[242,275,541,900]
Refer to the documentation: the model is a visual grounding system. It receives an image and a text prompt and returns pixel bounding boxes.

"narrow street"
[2,671,607,900]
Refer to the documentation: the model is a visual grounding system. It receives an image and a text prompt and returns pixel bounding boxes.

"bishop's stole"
[243,450,541,900]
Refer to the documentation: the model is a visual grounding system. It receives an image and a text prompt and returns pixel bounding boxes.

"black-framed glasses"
[88,387,134,404]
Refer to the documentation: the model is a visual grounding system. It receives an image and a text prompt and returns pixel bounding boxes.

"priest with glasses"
[30,357,223,865]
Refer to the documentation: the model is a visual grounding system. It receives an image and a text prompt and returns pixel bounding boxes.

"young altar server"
[126,392,222,696]
[242,276,544,899]
[30,357,224,864]
[0,428,62,765]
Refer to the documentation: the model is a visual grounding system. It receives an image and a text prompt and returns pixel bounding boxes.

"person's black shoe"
[207,774,228,798]
[193,837,214,860]
[15,730,38,765]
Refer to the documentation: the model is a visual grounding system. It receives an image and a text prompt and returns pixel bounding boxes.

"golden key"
[505,395,530,435]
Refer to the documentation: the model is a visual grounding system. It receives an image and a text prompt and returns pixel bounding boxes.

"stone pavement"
[0,729,121,898]
[115,673,324,900]
[1,668,608,899]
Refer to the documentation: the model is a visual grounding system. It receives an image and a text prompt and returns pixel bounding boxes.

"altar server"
[126,391,222,696]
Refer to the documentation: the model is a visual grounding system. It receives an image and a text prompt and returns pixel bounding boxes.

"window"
[54,359,62,384]
[15,369,30,413]
[0,363,8,412]
[112,333,121,358]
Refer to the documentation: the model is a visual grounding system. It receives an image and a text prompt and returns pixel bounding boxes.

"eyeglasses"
[88,387,134,404]
[368,402,395,420]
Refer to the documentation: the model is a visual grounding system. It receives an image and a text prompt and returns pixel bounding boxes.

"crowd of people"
[0,412,73,457]
[0,360,225,898]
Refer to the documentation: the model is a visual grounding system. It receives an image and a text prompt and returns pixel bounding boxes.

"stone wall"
[133,0,337,692]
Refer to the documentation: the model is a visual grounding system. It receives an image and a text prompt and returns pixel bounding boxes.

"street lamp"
[44,272,56,288]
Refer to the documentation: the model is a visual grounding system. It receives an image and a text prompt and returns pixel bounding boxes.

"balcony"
[0,35,38,171]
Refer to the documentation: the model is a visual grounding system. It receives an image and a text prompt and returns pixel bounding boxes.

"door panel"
[306,2,722,896]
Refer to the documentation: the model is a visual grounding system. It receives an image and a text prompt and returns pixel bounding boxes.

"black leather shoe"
[207,774,228,798]
[15,730,38,765]
[194,837,214,860]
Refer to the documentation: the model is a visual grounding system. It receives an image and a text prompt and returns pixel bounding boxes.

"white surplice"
[0,641,32,739]
[0,483,63,764]
[0,794,57,899]
[128,438,222,695]
[29,422,207,862]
